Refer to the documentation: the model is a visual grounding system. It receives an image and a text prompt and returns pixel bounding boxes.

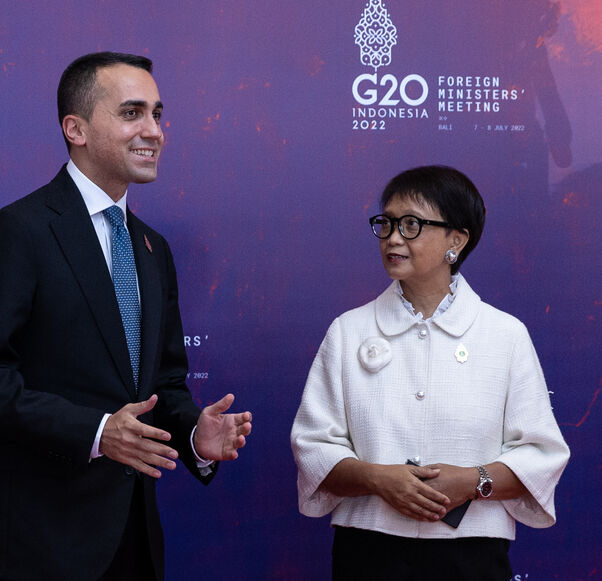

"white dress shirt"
[291,275,570,540]
[67,161,212,469]
[67,160,130,278]
[67,160,129,459]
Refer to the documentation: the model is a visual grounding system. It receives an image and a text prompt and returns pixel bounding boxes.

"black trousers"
[332,527,513,581]
[97,478,158,581]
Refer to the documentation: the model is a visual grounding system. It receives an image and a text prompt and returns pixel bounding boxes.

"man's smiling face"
[75,63,164,201]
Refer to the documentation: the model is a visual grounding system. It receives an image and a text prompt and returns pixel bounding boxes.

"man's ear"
[62,115,87,147]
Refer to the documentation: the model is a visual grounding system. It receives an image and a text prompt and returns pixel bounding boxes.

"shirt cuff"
[90,413,112,461]
[190,426,216,469]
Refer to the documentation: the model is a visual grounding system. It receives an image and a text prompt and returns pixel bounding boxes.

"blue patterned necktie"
[103,205,141,388]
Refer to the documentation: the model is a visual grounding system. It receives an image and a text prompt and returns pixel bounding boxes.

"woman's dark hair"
[57,52,153,150]
[380,165,486,274]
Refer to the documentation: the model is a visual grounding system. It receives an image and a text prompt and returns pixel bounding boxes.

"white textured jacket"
[291,275,569,540]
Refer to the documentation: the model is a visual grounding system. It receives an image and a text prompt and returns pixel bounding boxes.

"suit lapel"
[46,168,137,399]
[128,212,162,400]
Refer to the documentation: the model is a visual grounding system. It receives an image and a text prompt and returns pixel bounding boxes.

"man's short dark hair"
[380,165,486,274]
[57,52,153,149]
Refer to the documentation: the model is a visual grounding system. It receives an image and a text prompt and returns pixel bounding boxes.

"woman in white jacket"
[291,165,569,581]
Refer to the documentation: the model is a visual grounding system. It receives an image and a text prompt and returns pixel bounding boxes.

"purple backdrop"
[1,1,600,579]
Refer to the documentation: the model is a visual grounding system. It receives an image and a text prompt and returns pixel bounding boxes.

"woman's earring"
[444,249,458,264]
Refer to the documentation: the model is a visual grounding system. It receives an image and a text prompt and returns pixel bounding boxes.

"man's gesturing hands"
[99,393,252,478]
[193,393,252,461]
[99,394,176,479]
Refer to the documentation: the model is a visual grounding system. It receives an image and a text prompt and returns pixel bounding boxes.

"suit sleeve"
[151,236,217,483]
[0,208,105,468]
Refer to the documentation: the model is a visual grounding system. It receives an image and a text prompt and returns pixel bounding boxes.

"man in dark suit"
[0,52,252,581]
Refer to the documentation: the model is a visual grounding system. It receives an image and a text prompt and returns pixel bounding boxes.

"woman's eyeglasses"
[369,214,450,240]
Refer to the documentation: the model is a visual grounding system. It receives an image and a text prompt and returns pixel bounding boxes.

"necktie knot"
[103,205,125,230]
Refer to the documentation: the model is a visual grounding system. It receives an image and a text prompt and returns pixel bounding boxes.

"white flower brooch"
[358,337,392,373]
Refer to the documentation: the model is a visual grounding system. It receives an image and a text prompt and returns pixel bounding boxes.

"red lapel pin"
[144,234,153,253]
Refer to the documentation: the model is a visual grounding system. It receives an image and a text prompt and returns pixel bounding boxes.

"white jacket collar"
[375,274,481,338]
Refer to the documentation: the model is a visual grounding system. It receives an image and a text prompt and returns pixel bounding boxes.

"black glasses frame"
[369,214,451,240]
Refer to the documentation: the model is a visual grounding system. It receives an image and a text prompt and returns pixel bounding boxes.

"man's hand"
[193,393,252,461]
[99,394,178,479]
[373,464,451,521]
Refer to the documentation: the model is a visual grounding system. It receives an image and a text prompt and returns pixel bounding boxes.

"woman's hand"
[372,464,451,521]
[422,464,476,509]
[321,459,450,522]
[425,462,527,504]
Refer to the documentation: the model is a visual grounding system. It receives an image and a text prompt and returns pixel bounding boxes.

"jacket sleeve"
[150,235,217,484]
[495,322,570,527]
[0,208,104,469]
[290,318,358,517]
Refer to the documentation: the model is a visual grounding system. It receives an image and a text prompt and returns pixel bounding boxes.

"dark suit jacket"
[0,166,212,581]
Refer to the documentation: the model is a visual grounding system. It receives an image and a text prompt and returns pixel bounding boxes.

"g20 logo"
[352,73,429,107]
